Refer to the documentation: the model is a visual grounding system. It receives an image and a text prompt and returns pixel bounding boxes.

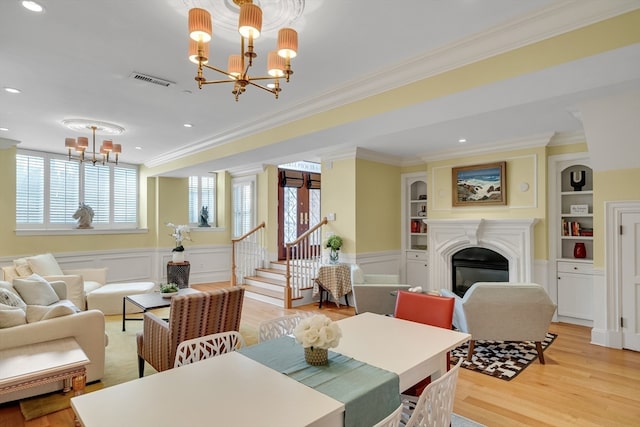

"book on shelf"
[562,219,589,237]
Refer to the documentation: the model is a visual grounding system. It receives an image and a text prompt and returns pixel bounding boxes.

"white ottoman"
[86,282,156,315]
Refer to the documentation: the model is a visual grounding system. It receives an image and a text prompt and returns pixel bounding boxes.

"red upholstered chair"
[394,291,455,396]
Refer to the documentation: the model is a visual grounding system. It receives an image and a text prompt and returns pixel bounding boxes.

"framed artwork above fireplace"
[452,161,506,207]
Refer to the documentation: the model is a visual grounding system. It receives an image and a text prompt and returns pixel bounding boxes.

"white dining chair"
[174,330,246,368]
[258,313,305,342]
[401,358,463,427]
[373,402,403,427]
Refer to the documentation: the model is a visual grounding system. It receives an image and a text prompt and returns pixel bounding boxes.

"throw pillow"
[13,278,60,306]
[26,305,75,323]
[26,253,64,276]
[0,306,27,328]
[14,257,34,277]
[0,288,27,310]
[439,288,467,332]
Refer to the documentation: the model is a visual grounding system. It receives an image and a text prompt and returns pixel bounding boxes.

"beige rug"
[20,312,259,420]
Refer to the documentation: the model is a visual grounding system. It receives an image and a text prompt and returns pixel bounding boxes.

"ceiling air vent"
[129,72,175,87]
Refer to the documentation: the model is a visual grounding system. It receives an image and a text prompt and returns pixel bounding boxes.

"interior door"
[277,169,321,260]
[621,211,640,351]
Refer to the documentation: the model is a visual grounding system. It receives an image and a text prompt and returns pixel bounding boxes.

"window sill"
[15,228,149,236]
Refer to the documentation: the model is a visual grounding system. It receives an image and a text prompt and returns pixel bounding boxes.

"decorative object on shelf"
[72,203,94,229]
[325,235,343,264]
[570,204,589,215]
[62,119,124,165]
[198,206,211,227]
[167,222,192,261]
[187,1,300,102]
[417,205,427,217]
[570,170,586,191]
[293,314,342,366]
[573,242,587,259]
[418,194,427,200]
[452,161,506,207]
[160,283,179,298]
[411,220,421,233]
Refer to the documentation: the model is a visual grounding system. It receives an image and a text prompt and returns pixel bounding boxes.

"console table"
[167,261,190,289]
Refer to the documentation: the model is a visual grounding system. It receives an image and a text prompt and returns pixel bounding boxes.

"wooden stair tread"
[245,276,286,286]
[242,284,302,301]
[255,267,286,275]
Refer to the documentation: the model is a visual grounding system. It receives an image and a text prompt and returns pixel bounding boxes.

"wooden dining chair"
[394,291,455,396]
[174,331,246,368]
[401,359,463,427]
[258,313,306,343]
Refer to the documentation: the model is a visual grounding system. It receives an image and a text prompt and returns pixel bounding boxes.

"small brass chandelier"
[188,0,298,101]
[62,120,123,165]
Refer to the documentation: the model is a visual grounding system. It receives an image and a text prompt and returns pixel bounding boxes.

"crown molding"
[146,1,639,171]
[548,131,586,146]
[421,133,554,163]
[0,137,20,149]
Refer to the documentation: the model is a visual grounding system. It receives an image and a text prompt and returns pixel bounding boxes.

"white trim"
[0,137,20,148]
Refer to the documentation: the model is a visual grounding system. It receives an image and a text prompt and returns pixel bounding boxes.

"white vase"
[172,251,185,263]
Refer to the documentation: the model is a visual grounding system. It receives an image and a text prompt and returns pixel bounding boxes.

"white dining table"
[71,312,470,427]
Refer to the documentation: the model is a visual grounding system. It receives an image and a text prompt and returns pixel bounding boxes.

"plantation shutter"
[113,166,137,223]
[49,158,80,224]
[201,176,215,226]
[16,154,45,224]
[84,164,110,223]
[188,176,199,224]
[232,178,255,237]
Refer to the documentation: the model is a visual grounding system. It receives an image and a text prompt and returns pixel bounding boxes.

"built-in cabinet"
[551,157,594,326]
[402,173,428,288]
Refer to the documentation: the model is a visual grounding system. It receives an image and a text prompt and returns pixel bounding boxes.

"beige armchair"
[136,287,245,377]
[441,282,557,363]
[350,265,412,315]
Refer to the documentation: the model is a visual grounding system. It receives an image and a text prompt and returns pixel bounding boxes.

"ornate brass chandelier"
[188,0,298,101]
[62,119,123,165]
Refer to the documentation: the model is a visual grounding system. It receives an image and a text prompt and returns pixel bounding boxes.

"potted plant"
[166,222,192,262]
[160,282,179,298]
[325,235,343,264]
[293,314,342,365]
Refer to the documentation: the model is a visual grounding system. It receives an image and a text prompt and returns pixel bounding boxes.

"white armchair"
[2,253,107,310]
[350,265,412,315]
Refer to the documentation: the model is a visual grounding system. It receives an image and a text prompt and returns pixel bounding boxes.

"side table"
[167,261,190,289]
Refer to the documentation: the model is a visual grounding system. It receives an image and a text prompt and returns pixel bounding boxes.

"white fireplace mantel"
[425,218,539,291]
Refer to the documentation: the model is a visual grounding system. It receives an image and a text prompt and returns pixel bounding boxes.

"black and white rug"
[450,333,557,381]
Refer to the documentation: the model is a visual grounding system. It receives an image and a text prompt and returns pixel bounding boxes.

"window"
[189,175,216,227]
[232,176,256,238]
[16,150,138,229]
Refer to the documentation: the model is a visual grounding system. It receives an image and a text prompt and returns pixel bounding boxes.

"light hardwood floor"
[1,282,639,427]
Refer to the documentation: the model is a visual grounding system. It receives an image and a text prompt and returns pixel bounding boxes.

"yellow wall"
[593,167,640,267]
[321,159,356,253]
[355,159,401,252]
[427,145,548,260]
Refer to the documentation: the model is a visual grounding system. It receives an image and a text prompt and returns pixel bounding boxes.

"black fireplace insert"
[452,247,508,297]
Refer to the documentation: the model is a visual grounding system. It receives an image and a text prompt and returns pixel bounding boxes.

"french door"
[277,169,321,260]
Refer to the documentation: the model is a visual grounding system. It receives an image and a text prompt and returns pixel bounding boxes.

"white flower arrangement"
[166,222,191,252]
[293,314,342,349]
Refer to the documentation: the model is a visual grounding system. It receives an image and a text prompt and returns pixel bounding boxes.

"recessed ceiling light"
[0,127,8,132]
[135,146,142,150]
[183,123,193,128]
[458,138,467,144]
[21,1,44,12]
[4,87,21,94]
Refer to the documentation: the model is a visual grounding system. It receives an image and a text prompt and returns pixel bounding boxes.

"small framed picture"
[452,161,506,207]
[570,204,589,215]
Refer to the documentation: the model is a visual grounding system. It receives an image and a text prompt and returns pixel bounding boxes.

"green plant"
[325,235,343,250]
[160,283,179,293]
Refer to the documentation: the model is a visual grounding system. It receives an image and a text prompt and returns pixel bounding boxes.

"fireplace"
[452,247,509,297]
[426,218,538,292]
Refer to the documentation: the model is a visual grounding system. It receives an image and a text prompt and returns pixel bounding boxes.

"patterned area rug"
[450,333,557,381]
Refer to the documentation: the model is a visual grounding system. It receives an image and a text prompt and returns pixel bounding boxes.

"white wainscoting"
[0,246,233,285]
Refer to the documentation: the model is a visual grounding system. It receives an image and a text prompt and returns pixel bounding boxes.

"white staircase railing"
[231,222,266,287]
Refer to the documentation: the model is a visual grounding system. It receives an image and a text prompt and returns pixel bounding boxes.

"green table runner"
[239,336,400,427]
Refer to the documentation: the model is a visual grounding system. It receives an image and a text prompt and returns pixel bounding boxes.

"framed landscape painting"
[452,161,506,207]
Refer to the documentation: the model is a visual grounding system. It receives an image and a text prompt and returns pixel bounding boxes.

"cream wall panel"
[322,158,356,255]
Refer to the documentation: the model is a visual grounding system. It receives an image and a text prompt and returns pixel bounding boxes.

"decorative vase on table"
[172,251,185,263]
[329,248,339,264]
[304,347,329,366]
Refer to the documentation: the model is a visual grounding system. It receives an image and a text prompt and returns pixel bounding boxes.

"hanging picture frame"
[452,161,506,207]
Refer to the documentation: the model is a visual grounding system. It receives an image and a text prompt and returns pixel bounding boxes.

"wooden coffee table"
[122,288,199,331]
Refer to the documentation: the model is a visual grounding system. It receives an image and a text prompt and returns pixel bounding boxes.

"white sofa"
[440,282,557,363]
[2,253,155,314]
[350,265,412,315]
[0,280,106,403]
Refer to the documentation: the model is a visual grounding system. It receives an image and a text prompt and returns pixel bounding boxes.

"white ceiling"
[1,0,640,176]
